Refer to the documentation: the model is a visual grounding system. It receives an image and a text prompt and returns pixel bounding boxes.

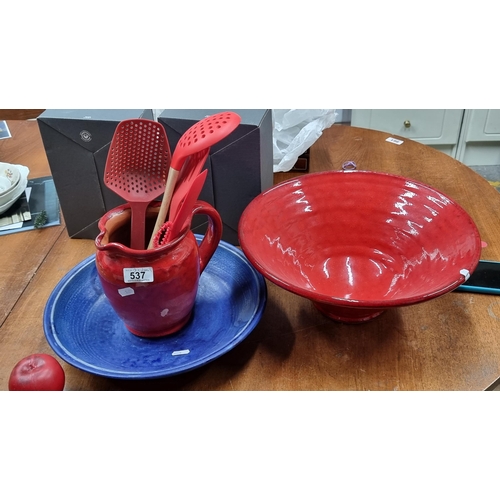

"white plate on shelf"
[0,162,21,187]
[0,165,29,215]
[0,176,11,193]
[0,163,22,200]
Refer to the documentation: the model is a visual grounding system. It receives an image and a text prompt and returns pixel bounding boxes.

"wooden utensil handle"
[147,169,179,249]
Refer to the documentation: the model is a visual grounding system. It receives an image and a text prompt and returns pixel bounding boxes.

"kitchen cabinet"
[455,109,500,166]
[351,109,464,157]
[351,109,500,167]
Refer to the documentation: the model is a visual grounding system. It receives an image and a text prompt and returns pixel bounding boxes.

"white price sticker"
[123,267,154,283]
[386,137,404,145]
[172,349,190,356]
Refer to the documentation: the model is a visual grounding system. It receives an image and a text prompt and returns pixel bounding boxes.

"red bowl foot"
[313,302,386,323]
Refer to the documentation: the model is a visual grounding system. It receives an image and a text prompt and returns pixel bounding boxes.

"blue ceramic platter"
[43,236,267,379]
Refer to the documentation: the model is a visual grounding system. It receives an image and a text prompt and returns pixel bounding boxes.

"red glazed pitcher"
[95,201,222,338]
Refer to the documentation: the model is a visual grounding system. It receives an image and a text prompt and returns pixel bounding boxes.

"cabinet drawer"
[457,110,500,166]
[464,110,500,142]
[351,109,464,150]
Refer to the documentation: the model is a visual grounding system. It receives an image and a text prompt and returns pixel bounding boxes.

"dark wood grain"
[1,121,500,391]
[0,110,45,120]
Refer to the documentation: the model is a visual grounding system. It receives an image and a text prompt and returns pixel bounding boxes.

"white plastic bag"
[272,109,337,172]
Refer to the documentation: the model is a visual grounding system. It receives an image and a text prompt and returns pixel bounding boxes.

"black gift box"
[38,109,153,239]
[158,109,273,245]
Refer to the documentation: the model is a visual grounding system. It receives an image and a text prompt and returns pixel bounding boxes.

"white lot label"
[123,267,154,283]
[386,137,404,145]
[172,349,190,356]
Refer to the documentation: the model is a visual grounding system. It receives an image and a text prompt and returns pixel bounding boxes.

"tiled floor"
[468,165,500,193]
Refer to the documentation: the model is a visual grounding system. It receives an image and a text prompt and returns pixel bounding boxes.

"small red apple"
[9,354,65,391]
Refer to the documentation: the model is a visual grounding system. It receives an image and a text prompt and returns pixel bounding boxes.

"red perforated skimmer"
[148,111,240,248]
[105,119,171,249]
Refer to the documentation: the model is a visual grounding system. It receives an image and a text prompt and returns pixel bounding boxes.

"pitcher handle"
[191,201,223,273]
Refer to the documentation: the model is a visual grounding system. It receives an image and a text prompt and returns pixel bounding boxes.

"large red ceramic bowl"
[238,170,482,323]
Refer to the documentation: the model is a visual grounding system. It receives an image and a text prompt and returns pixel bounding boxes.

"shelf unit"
[351,109,500,167]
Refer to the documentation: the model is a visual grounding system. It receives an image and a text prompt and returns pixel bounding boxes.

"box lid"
[159,109,268,155]
[159,109,267,126]
[38,109,149,120]
[38,109,153,154]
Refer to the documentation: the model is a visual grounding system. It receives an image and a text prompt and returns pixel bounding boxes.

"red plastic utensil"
[154,169,208,247]
[148,111,240,249]
[169,149,209,223]
[104,119,171,250]
[169,169,209,241]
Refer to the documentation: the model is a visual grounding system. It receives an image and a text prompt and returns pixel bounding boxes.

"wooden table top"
[1,119,500,391]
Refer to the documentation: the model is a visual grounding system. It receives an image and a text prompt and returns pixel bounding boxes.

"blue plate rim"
[43,237,267,379]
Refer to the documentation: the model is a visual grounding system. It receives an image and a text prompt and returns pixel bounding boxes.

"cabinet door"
[456,110,500,166]
[351,109,464,157]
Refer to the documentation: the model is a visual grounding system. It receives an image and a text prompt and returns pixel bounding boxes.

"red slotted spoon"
[153,169,208,247]
[148,111,241,249]
[104,119,171,250]
[169,148,209,223]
